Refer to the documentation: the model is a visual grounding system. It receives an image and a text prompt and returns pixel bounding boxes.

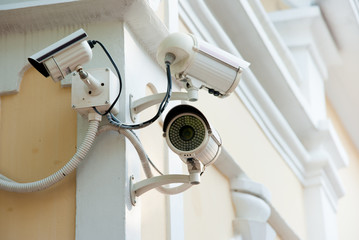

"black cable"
[88,40,122,116]
[108,62,173,129]
[87,40,170,174]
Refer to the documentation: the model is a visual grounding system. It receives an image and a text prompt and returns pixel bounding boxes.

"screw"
[72,105,76,108]
[105,101,109,104]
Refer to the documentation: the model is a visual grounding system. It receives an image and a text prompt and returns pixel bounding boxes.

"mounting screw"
[105,101,109,104]
[105,68,109,72]
[72,105,76,108]
[130,175,137,206]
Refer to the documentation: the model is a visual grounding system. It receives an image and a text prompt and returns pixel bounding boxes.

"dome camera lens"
[179,125,195,141]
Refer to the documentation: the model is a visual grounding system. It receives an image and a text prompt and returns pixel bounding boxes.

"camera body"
[157,32,250,97]
[28,29,92,82]
[163,105,222,167]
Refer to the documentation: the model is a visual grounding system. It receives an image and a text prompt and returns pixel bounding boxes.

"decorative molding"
[179,2,350,239]
[179,0,347,226]
[269,6,341,74]
[0,0,168,96]
[282,0,315,8]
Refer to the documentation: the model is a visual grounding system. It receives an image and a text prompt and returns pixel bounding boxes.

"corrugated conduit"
[0,115,189,194]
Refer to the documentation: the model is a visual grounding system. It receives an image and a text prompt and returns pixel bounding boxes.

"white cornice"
[269,6,341,71]
[179,0,346,212]
[0,0,127,34]
[0,0,168,95]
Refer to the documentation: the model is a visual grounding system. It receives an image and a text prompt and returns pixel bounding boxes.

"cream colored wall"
[260,0,290,12]
[327,101,359,240]
[184,167,235,240]
[185,91,307,239]
[139,86,168,240]
[0,68,77,240]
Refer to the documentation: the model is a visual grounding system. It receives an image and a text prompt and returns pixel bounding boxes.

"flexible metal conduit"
[98,125,192,195]
[0,116,100,192]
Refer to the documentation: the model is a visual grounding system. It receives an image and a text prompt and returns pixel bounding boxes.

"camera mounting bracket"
[130,172,200,206]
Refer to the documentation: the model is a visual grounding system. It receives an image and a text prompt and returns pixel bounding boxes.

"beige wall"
[184,91,307,239]
[184,167,235,240]
[260,0,290,12]
[327,101,359,239]
[0,68,77,240]
[139,86,168,240]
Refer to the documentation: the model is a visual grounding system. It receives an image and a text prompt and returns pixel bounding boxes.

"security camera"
[28,28,92,82]
[163,104,222,167]
[156,32,250,97]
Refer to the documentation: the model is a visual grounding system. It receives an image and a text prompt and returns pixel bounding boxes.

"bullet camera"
[28,29,121,115]
[157,32,250,97]
[28,28,92,82]
[163,104,222,167]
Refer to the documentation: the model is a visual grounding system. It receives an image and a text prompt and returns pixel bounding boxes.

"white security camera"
[163,104,222,167]
[157,32,250,97]
[28,28,92,82]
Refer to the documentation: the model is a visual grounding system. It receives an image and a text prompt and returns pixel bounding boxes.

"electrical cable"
[108,61,173,129]
[97,124,192,195]
[87,40,122,116]
[128,129,164,176]
[89,39,173,128]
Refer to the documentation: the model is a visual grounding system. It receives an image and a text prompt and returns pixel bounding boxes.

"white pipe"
[232,192,271,221]
[98,124,192,195]
[0,115,101,192]
[214,147,300,239]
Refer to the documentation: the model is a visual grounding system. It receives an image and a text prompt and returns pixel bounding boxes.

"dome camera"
[163,104,222,167]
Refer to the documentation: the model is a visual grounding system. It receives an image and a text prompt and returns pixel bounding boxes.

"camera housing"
[28,29,92,82]
[163,104,222,167]
[157,32,250,97]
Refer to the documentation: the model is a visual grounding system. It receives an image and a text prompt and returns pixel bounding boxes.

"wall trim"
[179,0,347,211]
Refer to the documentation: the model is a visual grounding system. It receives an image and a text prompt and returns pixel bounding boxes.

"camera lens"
[168,114,206,152]
[179,125,195,141]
